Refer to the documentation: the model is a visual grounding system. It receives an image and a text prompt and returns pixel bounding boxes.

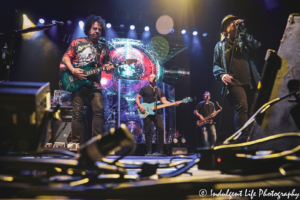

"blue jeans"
[201,125,216,148]
[71,86,104,143]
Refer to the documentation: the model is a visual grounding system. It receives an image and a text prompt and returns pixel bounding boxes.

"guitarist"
[194,91,217,148]
[61,15,114,145]
[136,74,178,155]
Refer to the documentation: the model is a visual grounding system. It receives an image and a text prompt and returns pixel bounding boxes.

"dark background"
[0,0,299,152]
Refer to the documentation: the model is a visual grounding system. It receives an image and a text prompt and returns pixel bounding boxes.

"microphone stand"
[153,86,161,155]
[0,22,62,81]
[218,24,240,133]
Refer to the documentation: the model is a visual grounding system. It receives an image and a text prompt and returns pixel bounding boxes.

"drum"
[125,121,143,143]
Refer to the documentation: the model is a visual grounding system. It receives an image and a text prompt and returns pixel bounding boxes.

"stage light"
[130,25,135,30]
[173,138,178,144]
[181,137,186,144]
[193,31,198,36]
[100,78,107,85]
[52,20,56,24]
[67,20,72,25]
[170,29,174,33]
[203,33,207,37]
[106,23,111,28]
[79,21,84,29]
[144,26,149,31]
[181,30,186,34]
[79,124,135,162]
[120,24,125,28]
[39,19,45,24]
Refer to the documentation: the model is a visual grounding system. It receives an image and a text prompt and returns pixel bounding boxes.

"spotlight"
[144,26,149,31]
[181,137,186,144]
[181,29,186,34]
[52,20,56,24]
[203,33,207,37]
[193,31,198,36]
[120,24,125,28]
[170,29,174,33]
[173,138,178,144]
[79,21,84,29]
[39,19,45,24]
[130,25,135,30]
[100,78,107,85]
[79,124,135,163]
[106,23,111,28]
[67,20,72,25]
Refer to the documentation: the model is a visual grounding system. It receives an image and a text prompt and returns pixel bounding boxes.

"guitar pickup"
[142,112,148,118]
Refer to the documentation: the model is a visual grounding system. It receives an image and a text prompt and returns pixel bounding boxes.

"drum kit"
[104,95,144,143]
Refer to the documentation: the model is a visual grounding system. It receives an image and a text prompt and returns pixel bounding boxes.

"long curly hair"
[84,15,106,37]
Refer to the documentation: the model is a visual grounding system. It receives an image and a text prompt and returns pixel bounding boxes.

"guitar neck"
[85,61,127,76]
[153,100,182,110]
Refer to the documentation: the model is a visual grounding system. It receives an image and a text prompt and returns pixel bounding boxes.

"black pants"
[143,114,164,153]
[71,86,104,143]
[228,85,255,141]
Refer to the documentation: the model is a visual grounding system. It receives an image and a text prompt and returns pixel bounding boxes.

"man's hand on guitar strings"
[73,68,87,80]
[105,64,114,73]
[138,105,145,114]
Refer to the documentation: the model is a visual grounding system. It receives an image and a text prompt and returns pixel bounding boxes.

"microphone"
[235,19,244,25]
[54,21,64,26]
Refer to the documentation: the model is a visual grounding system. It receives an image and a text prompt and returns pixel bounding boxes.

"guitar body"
[61,62,96,92]
[138,101,161,119]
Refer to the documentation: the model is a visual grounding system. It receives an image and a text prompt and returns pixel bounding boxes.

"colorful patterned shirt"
[60,37,111,87]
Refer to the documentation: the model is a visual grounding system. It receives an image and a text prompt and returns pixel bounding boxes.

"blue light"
[181,30,186,34]
[193,31,198,36]
[144,26,149,31]
[79,21,84,29]
[67,20,72,25]
[170,29,174,33]
[130,25,135,30]
[52,20,56,24]
[39,19,45,24]
[106,23,111,28]
[120,24,125,28]
[203,33,207,37]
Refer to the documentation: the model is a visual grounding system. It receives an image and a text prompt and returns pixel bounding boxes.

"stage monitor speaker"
[249,14,300,150]
[55,122,72,144]
[0,81,51,153]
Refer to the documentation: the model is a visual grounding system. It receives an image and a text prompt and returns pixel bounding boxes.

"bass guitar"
[196,101,222,127]
[60,59,137,92]
[138,97,193,119]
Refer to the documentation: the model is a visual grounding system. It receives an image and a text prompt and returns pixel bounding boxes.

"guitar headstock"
[126,59,138,65]
[182,97,193,103]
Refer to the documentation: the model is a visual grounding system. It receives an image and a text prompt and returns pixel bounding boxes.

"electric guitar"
[138,97,193,119]
[60,59,137,92]
[197,101,222,127]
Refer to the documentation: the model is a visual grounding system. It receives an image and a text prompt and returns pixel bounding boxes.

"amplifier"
[53,106,87,122]
[60,106,73,122]
[0,81,50,152]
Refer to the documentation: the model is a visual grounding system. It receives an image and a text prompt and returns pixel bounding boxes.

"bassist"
[136,74,178,155]
[194,91,217,148]
[61,15,114,145]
